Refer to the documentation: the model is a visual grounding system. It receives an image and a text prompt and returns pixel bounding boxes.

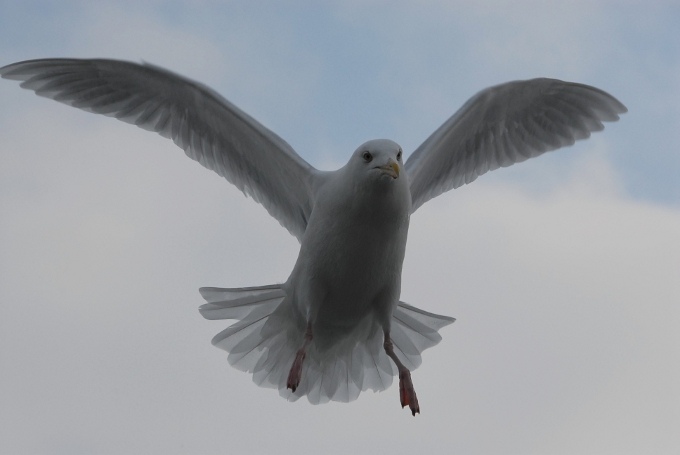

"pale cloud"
[3,106,677,453]
[404,158,679,453]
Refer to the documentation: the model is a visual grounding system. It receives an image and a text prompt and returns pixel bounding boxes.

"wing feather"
[406,78,626,213]
[1,58,317,240]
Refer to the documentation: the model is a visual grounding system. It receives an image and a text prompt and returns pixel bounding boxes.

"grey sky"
[1,2,678,454]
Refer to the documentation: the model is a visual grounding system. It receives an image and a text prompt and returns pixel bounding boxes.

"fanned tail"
[199,285,290,374]
[390,302,456,371]
[199,286,455,404]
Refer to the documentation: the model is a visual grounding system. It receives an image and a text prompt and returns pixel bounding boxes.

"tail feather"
[391,302,456,370]
[199,285,455,404]
[199,285,284,320]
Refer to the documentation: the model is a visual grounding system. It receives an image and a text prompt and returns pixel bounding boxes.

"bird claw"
[286,350,306,392]
[399,370,420,416]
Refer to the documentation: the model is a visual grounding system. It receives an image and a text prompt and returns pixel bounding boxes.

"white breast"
[286,166,411,347]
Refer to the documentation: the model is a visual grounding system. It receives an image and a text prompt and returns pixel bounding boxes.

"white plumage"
[0,58,626,415]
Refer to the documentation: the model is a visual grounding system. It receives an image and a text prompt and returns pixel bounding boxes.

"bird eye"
[362,151,373,163]
[397,150,402,161]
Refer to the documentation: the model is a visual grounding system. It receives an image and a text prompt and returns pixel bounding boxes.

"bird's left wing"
[405,78,626,213]
[1,58,316,241]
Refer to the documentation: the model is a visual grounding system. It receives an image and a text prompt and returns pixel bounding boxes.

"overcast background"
[1,1,678,454]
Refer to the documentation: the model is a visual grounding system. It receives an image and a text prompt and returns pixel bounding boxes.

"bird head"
[351,139,403,182]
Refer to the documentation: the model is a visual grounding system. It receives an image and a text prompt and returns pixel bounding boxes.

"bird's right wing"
[0,58,317,241]
[405,78,627,213]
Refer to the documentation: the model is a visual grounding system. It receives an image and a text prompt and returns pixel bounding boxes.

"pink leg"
[286,322,313,393]
[384,334,420,416]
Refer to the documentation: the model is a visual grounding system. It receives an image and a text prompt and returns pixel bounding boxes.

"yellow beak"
[378,160,400,179]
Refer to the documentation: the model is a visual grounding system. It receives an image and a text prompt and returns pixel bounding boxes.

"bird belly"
[291,213,408,349]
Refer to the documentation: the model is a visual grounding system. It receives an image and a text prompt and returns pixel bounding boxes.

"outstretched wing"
[405,78,627,213]
[0,58,316,241]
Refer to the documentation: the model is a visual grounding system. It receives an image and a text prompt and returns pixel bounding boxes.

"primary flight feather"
[0,58,626,415]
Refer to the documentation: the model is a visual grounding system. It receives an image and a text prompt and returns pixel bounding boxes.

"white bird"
[0,58,626,415]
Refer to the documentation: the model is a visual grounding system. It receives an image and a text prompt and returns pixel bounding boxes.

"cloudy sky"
[1,1,678,454]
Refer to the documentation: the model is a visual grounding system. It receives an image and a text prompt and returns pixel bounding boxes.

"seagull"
[0,58,626,415]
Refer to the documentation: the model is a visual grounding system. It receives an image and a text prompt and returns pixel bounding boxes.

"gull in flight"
[1,58,626,415]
